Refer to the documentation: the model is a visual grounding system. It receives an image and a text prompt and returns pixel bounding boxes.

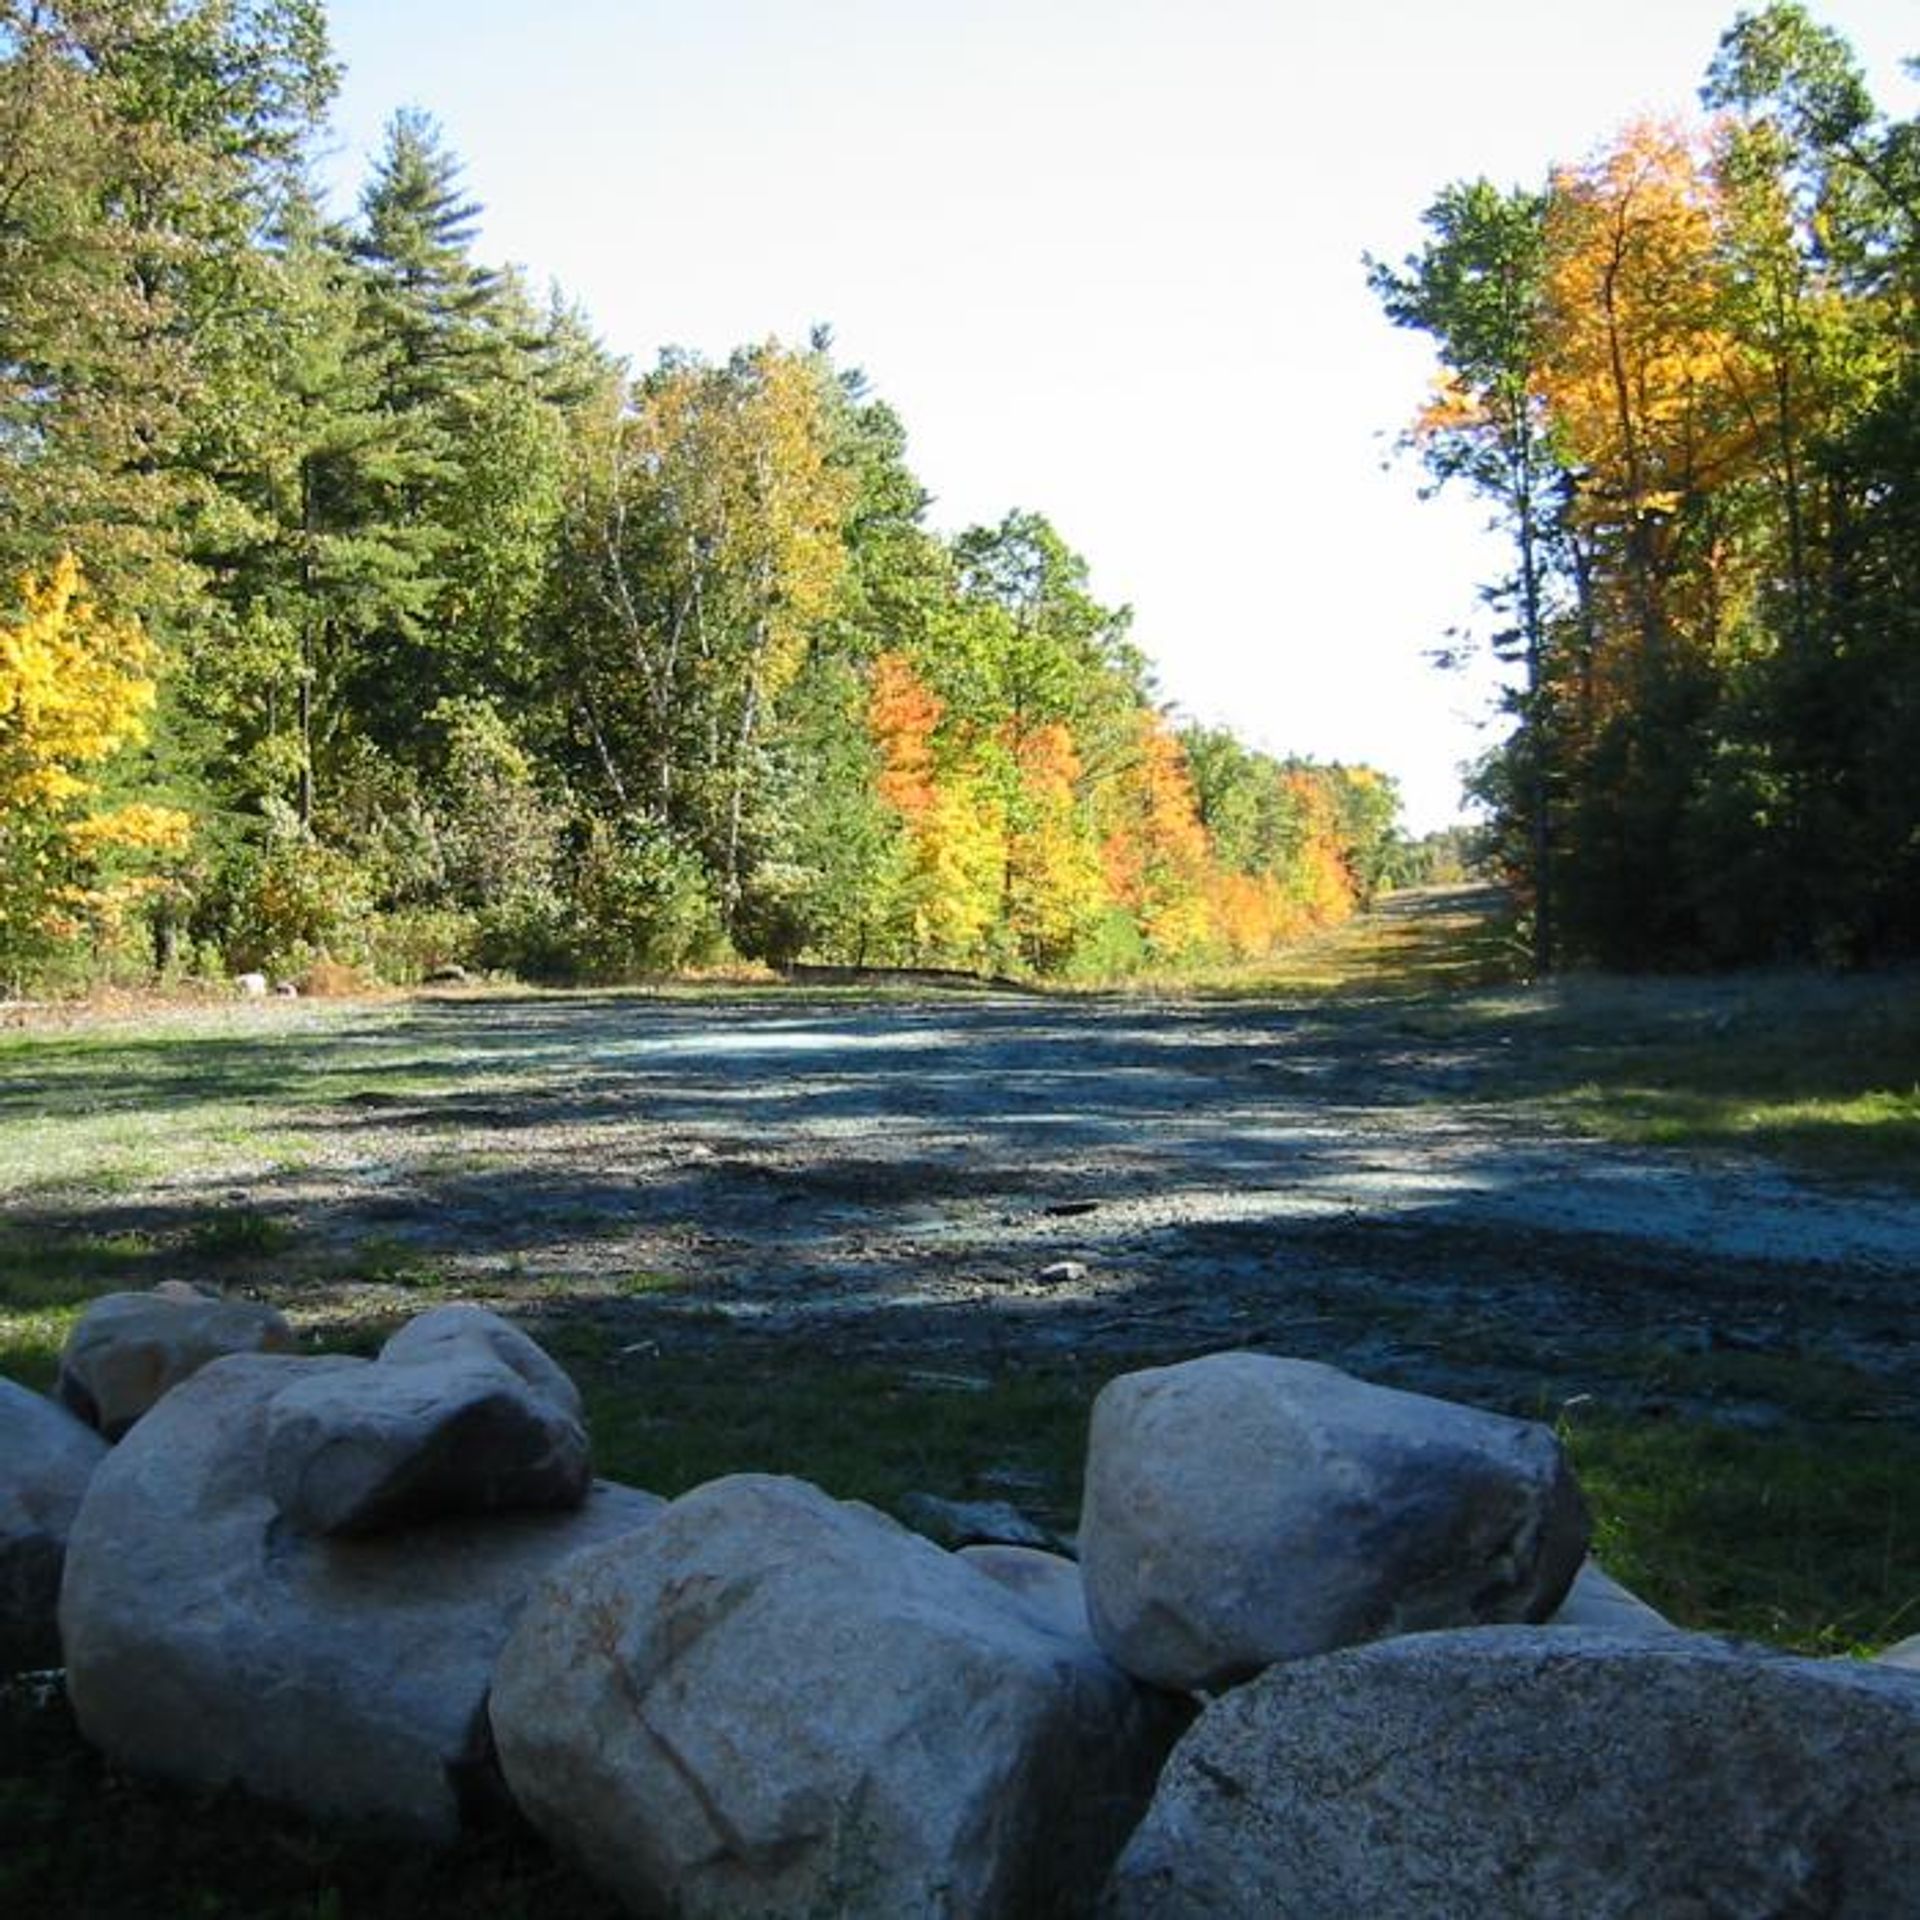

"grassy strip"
[1563,1412,1920,1652]
[1544,1047,1920,1190]
[1255,891,1920,1192]
[1360,933,1919,1191]
[1116,886,1526,1002]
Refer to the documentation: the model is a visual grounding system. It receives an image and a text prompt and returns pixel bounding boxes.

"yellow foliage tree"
[0,554,189,982]
[1004,722,1108,969]
[1539,120,1764,675]
[907,775,1006,966]
[867,651,1007,965]
[1204,868,1294,958]
[0,554,155,806]
[1282,770,1360,931]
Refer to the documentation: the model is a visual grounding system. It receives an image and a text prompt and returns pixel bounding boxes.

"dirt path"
[15,892,1915,1425]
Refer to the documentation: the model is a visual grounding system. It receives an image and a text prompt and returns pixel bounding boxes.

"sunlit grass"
[1464,969,1920,1191]
[0,1229,162,1306]
[1081,886,1525,1003]
[0,1304,80,1391]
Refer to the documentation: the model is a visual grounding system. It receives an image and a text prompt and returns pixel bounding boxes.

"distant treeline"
[0,2,1406,994]
[1375,2,1919,970]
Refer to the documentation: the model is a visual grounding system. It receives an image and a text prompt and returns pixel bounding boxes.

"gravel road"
[44,971,1896,1424]
[12,883,1919,1425]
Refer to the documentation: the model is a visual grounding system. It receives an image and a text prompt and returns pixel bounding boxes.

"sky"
[319,0,1917,835]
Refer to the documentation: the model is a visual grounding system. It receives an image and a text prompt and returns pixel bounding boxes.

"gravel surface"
[16,962,1916,1422]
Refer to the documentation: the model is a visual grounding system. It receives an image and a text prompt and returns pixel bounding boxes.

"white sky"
[320,0,1917,834]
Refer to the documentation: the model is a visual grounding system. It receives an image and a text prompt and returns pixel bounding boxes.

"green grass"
[183,1208,298,1261]
[1564,1412,1920,1652]
[1141,888,1920,1190]
[1558,1076,1920,1186]
[0,1304,80,1391]
[340,1235,454,1291]
[1231,889,1920,1191]
[1471,969,1920,1190]
[577,1341,1093,1529]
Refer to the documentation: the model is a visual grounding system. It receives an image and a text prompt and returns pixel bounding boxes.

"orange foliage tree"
[1540,120,1764,678]
[1100,715,1214,960]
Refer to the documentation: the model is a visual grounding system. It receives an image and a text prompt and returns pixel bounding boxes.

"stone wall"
[5,1289,1917,1915]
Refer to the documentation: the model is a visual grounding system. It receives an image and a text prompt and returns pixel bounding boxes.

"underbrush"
[0,1673,622,1919]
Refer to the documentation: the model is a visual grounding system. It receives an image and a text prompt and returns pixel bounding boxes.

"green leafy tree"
[549,340,853,940]
[185,192,445,824]
[1369,181,1563,969]
[0,0,336,612]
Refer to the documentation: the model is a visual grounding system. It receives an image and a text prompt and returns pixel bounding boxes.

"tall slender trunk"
[1513,413,1553,977]
[298,460,316,826]
[722,647,763,933]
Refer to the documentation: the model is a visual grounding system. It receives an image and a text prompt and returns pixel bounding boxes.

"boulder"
[57,1286,295,1439]
[1547,1556,1676,1634]
[1078,1353,1587,1690]
[1879,1632,1920,1673]
[265,1305,589,1534]
[491,1472,1180,1918]
[957,1543,1091,1645]
[59,1353,661,1842]
[0,1378,109,1672]
[899,1490,1061,1551]
[1107,1626,1920,1917]
[380,1302,583,1413]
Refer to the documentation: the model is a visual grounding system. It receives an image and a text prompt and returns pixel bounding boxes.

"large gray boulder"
[957,1543,1092,1645]
[1879,1632,1920,1673]
[491,1472,1181,1918]
[379,1302,584,1411]
[1,1377,108,1672]
[1547,1556,1676,1634]
[1079,1353,1588,1690]
[57,1284,295,1438]
[265,1305,590,1534]
[59,1353,661,1842]
[1108,1626,1920,1916]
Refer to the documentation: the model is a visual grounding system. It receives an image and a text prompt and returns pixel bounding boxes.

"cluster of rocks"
[233,971,298,998]
[5,1287,1919,1915]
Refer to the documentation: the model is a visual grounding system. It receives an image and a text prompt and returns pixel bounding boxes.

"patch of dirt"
[23,921,1916,1427]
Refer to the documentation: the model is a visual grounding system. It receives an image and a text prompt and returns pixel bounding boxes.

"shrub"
[568,818,727,979]
[363,907,479,985]
[203,807,374,977]
[473,887,581,983]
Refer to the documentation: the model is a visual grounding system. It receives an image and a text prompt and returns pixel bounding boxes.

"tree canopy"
[1375,3,1920,969]
[0,1,1402,991]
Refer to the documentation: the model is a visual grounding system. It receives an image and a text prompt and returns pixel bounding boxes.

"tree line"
[1373,2,1919,971]
[0,0,1404,994]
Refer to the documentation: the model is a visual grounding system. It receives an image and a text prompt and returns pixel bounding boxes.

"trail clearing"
[9,890,1917,1428]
